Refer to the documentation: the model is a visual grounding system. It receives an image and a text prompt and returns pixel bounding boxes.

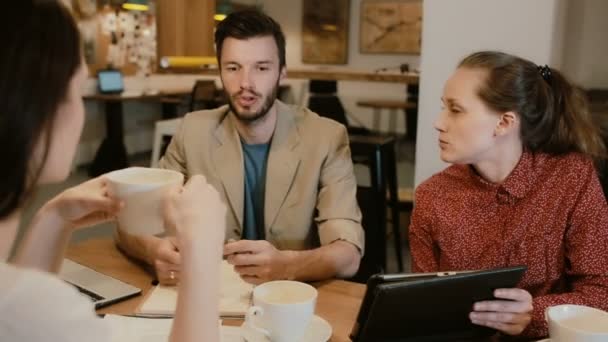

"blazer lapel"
[212,111,244,232]
[265,101,301,233]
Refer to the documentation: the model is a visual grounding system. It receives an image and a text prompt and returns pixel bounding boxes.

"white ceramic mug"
[546,304,608,342]
[245,280,317,342]
[106,167,184,235]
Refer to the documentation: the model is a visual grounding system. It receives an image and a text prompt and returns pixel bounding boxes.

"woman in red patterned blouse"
[409,51,608,340]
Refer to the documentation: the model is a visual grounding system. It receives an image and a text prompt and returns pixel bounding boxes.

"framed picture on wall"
[360,0,422,54]
[302,0,350,64]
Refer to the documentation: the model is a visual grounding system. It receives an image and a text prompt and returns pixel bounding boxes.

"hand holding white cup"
[106,167,184,236]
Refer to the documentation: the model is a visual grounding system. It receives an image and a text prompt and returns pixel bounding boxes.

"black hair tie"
[537,64,552,82]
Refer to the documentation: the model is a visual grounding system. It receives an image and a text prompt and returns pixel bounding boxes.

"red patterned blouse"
[409,151,608,339]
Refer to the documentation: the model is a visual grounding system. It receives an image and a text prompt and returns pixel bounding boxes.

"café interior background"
[23,0,606,268]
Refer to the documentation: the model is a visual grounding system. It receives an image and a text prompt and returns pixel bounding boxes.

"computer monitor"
[97,69,124,94]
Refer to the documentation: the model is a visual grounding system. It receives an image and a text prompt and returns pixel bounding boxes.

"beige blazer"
[159,100,364,252]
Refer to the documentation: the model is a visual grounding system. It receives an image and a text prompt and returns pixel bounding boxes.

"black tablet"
[350,266,527,342]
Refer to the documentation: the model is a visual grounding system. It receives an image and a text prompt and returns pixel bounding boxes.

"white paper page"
[105,314,173,342]
[139,260,253,317]
[104,315,244,342]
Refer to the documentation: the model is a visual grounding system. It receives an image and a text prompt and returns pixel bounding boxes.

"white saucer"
[240,315,332,342]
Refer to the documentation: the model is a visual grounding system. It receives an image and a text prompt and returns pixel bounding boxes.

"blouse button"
[497,188,510,204]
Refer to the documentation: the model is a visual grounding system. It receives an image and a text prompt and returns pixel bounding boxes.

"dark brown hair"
[459,51,605,158]
[214,9,286,68]
[0,0,82,218]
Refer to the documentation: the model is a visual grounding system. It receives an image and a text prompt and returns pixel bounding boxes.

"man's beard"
[227,80,280,124]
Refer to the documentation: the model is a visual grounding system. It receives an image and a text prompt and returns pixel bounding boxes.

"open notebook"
[104,315,243,342]
[137,260,253,318]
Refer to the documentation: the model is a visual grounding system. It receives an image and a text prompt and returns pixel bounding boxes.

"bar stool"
[350,134,403,271]
[307,80,370,136]
[351,185,386,283]
[394,187,414,245]
[356,99,417,136]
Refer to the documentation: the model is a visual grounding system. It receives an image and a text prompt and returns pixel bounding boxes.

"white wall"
[414,0,566,187]
[262,0,420,70]
[262,0,420,133]
[561,0,608,88]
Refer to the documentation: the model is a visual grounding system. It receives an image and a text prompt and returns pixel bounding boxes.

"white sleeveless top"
[0,262,109,342]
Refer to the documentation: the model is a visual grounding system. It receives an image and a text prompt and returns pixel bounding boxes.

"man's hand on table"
[156,174,227,286]
[150,236,181,285]
[224,240,294,285]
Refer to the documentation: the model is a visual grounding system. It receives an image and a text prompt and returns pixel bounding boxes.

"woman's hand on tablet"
[469,288,533,336]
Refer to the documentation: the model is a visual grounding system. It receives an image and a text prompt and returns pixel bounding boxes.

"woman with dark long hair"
[0,1,223,341]
[410,51,608,339]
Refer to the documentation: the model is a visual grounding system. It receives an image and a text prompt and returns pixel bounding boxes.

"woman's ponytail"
[459,51,606,159]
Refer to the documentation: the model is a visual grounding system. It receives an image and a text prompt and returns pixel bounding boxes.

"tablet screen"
[350,266,527,342]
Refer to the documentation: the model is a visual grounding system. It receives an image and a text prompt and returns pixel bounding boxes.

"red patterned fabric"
[410,151,608,339]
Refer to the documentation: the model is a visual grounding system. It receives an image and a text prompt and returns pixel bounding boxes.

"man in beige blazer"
[115,10,364,285]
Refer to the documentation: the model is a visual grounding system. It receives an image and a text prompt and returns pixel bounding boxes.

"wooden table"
[84,89,191,177]
[66,238,366,342]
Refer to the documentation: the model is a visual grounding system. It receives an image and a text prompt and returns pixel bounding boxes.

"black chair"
[278,84,293,103]
[306,79,404,271]
[189,79,222,111]
[350,186,386,284]
[155,80,221,158]
[600,111,608,200]
[590,94,608,201]
[597,159,608,201]
[598,128,608,201]
[307,80,370,136]
[350,135,403,272]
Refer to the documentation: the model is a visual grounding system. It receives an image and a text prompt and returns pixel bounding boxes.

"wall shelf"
[159,67,419,84]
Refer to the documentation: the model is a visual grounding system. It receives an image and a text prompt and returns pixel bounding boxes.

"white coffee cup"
[245,280,317,342]
[546,304,608,342]
[106,167,184,235]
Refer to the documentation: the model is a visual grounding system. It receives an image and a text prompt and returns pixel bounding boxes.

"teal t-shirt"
[241,141,270,240]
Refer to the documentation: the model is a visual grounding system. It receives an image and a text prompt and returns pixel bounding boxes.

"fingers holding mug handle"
[245,306,270,338]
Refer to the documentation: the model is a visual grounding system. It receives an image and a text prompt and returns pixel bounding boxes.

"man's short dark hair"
[214,10,286,68]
